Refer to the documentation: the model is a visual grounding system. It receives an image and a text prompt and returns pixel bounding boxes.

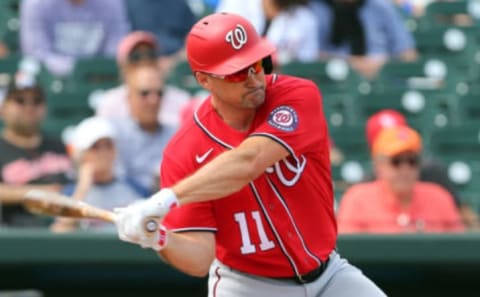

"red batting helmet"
[186,12,276,75]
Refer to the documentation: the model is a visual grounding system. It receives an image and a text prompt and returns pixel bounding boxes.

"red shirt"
[337,180,465,233]
[161,74,336,277]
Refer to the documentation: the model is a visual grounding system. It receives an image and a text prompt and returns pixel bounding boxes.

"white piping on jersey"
[170,227,218,233]
[250,132,306,186]
[249,182,301,277]
[250,132,297,160]
[194,111,234,149]
[272,73,279,83]
[266,176,322,266]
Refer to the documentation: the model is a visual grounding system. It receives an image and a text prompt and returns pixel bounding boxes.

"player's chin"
[245,89,265,108]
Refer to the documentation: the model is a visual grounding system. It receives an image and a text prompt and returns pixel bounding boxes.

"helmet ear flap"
[262,56,274,74]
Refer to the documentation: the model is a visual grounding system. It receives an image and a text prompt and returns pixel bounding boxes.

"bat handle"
[144,218,158,234]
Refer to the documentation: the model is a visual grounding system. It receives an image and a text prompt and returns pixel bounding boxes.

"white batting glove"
[114,188,178,251]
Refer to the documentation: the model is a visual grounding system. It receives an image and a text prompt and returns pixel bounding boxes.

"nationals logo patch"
[268,106,298,132]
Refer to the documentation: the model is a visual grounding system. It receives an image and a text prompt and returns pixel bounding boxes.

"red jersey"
[161,74,336,278]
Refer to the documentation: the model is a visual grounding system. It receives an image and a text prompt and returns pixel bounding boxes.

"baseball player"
[115,12,386,297]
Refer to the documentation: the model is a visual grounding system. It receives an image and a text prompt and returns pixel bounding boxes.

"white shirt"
[266,6,319,64]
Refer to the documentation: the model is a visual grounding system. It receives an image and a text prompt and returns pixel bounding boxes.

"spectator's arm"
[102,0,130,57]
[0,183,62,205]
[380,0,418,59]
[20,0,75,76]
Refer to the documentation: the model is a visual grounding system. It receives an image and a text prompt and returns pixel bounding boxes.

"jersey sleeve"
[160,150,217,232]
[250,81,328,156]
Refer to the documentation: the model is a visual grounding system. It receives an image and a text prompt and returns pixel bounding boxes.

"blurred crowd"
[0,0,478,234]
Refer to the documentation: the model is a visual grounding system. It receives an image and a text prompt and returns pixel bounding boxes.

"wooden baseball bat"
[23,189,116,222]
[22,189,158,232]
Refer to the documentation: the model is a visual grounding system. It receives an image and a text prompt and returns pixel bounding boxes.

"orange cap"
[372,126,422,157]
[366,109,407,148]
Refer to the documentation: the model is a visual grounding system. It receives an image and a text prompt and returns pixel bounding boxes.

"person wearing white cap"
[51,116,142,232]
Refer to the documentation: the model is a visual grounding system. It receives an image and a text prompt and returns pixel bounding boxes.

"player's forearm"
[172,148,260,205]
[159,231,215,277]
[169,136,289,206]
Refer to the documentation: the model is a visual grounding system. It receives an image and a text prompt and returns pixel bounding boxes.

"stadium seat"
[373,57,462,94]
[0,53,21,75]
[279,59,367,95]
[455,94,480,125]
[419,0,480,30]
[64,57,120,92]
[356,89,457,136]
[322,92,359,128]
[0,0,20,52]
[329,125,370,174]
[428,124,480,208]
[43,89,95,138]
[414,26,477,79]
[166,60,201,95]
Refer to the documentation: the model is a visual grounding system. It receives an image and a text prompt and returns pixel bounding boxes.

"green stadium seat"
[455,94,480,124]
[166,60,201,95]
[414,26,478,79]
[373,57,462,94]
[279,59,368,95]
[0,0,20,52]
[329,125,370,174]
[428,124,480,209]
[43,89,95,138]
[322,92,359,128]
[0,54,21,75]
[356,89,457,136]
[419,0,480,30]
[64,57,120,92]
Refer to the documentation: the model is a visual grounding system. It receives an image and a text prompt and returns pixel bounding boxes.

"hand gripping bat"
[22,189,158,233]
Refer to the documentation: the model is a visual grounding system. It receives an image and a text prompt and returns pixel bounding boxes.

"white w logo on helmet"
[225,24,248,50]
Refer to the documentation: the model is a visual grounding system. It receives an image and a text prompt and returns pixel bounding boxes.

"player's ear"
[195,72,212,91]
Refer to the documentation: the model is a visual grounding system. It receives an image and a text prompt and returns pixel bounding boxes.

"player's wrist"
[149,188,179,210]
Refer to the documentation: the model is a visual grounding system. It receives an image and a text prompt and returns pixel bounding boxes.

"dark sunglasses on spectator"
[390,155,419,168]
[128,50,157,63]
[11,96,44,106]
[209,59,263,83]
[138,89,164,98]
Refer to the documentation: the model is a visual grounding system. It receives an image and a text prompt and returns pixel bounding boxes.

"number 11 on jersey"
[234,211,275,254]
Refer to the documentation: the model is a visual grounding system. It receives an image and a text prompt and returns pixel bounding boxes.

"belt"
[280,258,330,284]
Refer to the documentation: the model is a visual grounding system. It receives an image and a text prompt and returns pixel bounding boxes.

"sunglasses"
[11,96,44,106]
[210,60,263,83]
[390,155,420,168]
[128,50,157,63]
[138,89,164,98]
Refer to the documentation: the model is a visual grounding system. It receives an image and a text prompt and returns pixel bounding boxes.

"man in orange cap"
[364,109,479,230]
[337,125,464,233]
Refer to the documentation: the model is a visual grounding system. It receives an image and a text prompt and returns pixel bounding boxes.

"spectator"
[311,0,418,78]
[216,0,265,32]
[262,0,320,64]
[109,64,177,196]
[0,71,72,227]
[51,116,141,232]
[217,0,318,64]
[337,125,464,233]
[95,31,191,127]
[125,0,197,73]
[365,109,480,230]
[20,0,129,77]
